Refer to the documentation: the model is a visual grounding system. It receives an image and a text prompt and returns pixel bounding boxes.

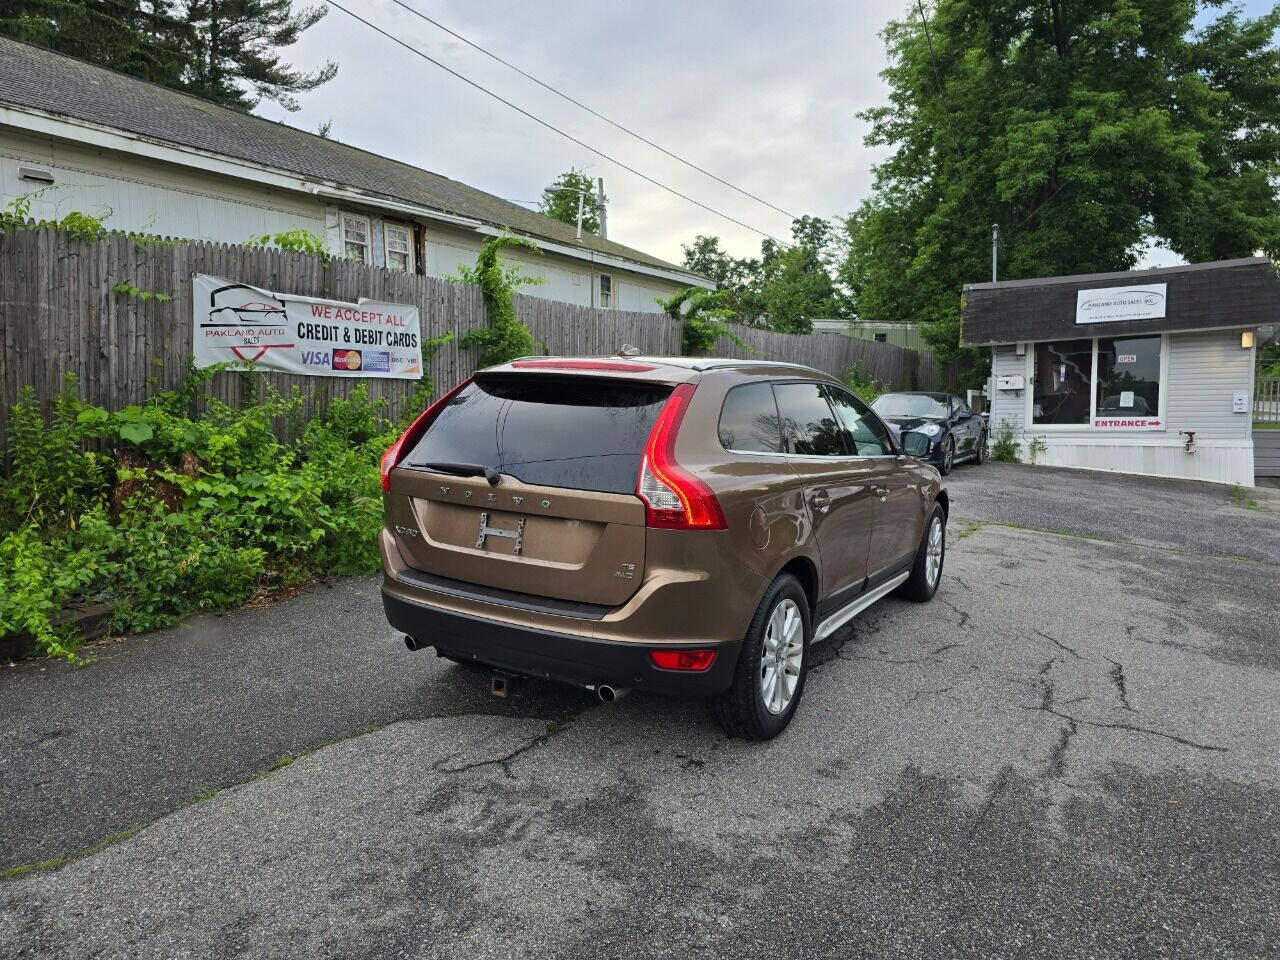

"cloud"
[262,0,907,266]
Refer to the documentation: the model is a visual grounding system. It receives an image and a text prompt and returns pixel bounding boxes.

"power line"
[385,0,799,222]
[325,0,791,246]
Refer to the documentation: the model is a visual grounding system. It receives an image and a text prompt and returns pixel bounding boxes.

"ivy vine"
[454,233,544,367]
[660,287,752,356]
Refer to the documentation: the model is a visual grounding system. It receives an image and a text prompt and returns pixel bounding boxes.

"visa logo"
[302,351,330,366]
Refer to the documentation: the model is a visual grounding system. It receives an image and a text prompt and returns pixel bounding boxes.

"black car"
[870,392,986,475]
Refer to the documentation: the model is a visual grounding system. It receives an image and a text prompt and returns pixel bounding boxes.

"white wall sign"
[996,375,1025,391]
[193,274,423,379]
[1076,284,1167,325]
[1232,392,1249,413]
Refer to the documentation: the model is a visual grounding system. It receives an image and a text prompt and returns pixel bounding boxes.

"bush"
[0,371,420,658]
[841,363,883,403]
[990,419,1021,463]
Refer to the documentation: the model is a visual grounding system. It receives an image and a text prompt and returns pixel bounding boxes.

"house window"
[599,274,613,309]
[384,222,414,272]
[1096,335,1161,421]
[341,213,370,264]
[1032,339,1093,426]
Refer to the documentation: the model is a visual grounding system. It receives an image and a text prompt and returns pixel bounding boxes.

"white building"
[0,37,710,313]
[964,258,1278,487]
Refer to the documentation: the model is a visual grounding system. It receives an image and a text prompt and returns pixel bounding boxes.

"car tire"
[938,436,955,475]
[974,430,987,464]
[712,574,811,741]
[897,503,946,602]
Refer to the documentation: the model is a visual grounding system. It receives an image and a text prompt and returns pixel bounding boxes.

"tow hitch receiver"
[490,673,518,698]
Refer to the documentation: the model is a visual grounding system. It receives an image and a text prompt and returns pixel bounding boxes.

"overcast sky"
[264,0,1275,271]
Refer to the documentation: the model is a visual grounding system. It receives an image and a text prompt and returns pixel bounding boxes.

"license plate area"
[476,513,526,555]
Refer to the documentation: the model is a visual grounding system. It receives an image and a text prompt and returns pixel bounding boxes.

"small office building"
[962,258,1280,487]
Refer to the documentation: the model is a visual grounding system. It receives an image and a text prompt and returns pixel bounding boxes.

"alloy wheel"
[759,598,803,715]
[943,437,954,472]
[925,516,944,586]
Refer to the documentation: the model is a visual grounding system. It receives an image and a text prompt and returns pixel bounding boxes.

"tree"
[1,0,335,112]
[539,168,604,234]
[0,1,189,86]
[843,0,1280,381]
[183,1,336,111]
[682,217,848,333]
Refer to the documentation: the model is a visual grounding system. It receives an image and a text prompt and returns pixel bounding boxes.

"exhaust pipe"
[404,635,422,652]
[595,684,631,703]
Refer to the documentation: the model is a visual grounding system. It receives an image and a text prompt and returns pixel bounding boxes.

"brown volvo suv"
[380,357,947,739]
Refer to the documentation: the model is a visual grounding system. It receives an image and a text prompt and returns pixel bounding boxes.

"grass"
[1229,486,1264,512]
[0,825,141,880]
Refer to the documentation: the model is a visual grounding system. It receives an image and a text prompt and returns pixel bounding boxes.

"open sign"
[1117,354,1137,364]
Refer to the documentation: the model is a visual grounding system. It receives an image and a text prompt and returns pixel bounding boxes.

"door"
[951,396,981,457]
[773,382,882,610]
[826,386,920,579]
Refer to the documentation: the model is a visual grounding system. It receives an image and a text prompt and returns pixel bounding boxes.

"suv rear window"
[405,375,671,494]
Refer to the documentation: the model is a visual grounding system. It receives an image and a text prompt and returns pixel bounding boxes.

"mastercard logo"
[332,349,362,371]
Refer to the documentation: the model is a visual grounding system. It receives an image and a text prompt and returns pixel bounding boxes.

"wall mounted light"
[1241,330,1255,349]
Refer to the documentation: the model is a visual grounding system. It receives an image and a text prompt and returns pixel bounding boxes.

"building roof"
[962,257,1280,346]
[0,36,703,281]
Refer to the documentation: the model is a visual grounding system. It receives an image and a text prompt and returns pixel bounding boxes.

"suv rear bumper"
[382,587,740,696]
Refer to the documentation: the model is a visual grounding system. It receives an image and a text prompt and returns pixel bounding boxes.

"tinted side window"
[827,387,895,456]
[718,383,784,453]
[406,376,670,494]
[953,397,971,417]
[774,383,849,456]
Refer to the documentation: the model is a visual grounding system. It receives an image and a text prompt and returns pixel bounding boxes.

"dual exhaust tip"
[404,636,630,703]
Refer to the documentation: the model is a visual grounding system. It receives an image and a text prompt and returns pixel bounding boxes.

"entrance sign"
[192,274,423,379]
[1092,417,1162,430]
[1075,284,1167,325]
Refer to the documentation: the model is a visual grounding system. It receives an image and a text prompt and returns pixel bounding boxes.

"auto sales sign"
[192,275,423,379]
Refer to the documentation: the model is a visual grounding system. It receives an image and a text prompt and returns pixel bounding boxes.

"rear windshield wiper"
[420,461,501,486]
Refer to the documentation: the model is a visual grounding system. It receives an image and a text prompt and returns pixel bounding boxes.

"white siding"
[989,345,1026,435]
[417,223,685,313]
[0,128,325,242]
[987,331,1256,485]
[1029,436,1253,487]
[1165,329,1253,439]
[2,125,693,312]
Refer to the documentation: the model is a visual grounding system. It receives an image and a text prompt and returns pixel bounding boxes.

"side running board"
[813,571,910,642]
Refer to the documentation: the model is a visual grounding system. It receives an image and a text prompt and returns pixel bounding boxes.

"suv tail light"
[379,377,473,491]
[636,383,726,530]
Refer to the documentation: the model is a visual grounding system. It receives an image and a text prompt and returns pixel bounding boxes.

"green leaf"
[118,421,154,444]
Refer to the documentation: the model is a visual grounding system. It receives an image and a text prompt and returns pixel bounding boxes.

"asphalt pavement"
[1,464,1277,958]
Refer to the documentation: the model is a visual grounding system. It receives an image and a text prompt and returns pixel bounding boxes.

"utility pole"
[596,178,607,240]
[991,223,1000,283]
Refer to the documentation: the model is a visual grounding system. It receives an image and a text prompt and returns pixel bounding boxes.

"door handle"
[810,490,831,514]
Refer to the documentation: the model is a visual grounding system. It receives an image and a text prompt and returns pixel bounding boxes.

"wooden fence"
[0,227,945,440]
[1256,376,1280,424]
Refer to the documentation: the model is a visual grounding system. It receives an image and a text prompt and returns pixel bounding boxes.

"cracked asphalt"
[2,465,1278,958]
